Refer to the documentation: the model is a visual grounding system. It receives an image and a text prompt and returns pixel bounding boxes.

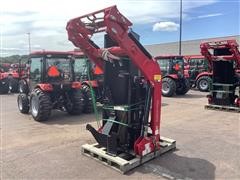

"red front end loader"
[201,40,240,112]
[66,5,175,173]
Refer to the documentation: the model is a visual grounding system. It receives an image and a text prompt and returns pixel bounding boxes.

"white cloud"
[197,13,223,19]
[152,22,179,32]
[0,0,219,56]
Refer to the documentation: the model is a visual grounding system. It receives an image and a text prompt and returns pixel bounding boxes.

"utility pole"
[179,0,182,55]
[27,32,31,54]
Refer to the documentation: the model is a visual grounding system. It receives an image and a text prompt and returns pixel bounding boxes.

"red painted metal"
[66,5,162,156]
[37,84,53,92]
[195,71,212,81]
[200,40,240,71]
[184,55,205,60]
[71,81,82,89]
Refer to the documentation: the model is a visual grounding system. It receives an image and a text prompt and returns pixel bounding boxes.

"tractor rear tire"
[18,93,29,114]
[30,88,52,121]
[0,79,9,94]
[162,77,176,97]
[197,76,211,92]
[82,85,94,113]
[66,89,84,115]
[9,78,19,93]
[176,79,190,95]
[19,79,29,94]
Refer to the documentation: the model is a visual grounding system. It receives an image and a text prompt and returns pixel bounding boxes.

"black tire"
[176,79,190,95]
[197,76,211,92]
[19,79,29,94]
[9,78,19,93]
[18,93,29,114]
[0,79,9,94]
[66,89,84,115]
[162,77,176,97]
[30,88,52,121]
[81,84,94,113]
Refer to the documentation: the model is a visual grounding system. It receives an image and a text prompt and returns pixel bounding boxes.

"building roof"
[144,35,240,57]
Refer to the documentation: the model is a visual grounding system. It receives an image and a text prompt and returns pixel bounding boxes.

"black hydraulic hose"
[140,84,152,137]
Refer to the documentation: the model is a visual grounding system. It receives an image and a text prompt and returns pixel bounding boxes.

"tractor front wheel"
[9,78,19,93]
[176,79,190,95]
[81,84,94,113]
[18,93,29,114]
[66,89,84,115]
[162,77,176,97]
[197,76,211,92]
[19,80,29,94]
[30,88,52,121]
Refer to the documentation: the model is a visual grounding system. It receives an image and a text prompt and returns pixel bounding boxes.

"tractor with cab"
[184,55,211,91]
[17,51,86,121]
[156,55,190,97]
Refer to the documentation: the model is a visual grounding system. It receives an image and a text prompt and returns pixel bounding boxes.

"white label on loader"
[216,92,223,99]
[142,143,151,156]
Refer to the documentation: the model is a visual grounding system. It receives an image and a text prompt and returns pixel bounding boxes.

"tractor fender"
[82,80,99,88]
[35,83,53,92]
[196,71,212,81]
[184,70,190,78]
[164,74,178,80]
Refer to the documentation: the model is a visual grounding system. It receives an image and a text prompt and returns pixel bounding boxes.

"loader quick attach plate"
[205,104,240,113]
[81,136,176,174]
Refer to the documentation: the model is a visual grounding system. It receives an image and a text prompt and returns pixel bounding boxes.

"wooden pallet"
[205,104,240,113]
[81,136,176,174]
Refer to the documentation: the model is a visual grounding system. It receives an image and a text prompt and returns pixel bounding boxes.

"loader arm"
[66,5,162,154]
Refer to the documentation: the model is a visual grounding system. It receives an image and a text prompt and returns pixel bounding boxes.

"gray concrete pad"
[0,90,239,179]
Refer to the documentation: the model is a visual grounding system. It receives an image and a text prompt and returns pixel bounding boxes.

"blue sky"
[134,0,239,45]
[0,0,239,56]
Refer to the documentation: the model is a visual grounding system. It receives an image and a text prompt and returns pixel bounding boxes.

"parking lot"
[1,90,239,179]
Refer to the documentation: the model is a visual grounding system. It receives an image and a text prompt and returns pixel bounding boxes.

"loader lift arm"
[66,5,162,155]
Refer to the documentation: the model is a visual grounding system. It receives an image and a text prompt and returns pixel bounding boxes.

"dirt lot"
[0,90,239,179]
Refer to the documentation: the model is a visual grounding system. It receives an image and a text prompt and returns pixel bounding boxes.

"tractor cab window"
[171,58,184,73]
[74,57,88,80]
[189,58,208,70]
[30,57,42,82]
[46,57,73,81]
[157,60,169,75]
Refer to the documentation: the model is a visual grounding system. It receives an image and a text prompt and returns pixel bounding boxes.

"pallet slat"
[205,104,240,113]
[81,136,176,173]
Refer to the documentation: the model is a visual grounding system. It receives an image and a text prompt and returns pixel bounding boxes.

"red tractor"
[155,55,190,97]
[0,62,26,94]
[201,39,240,112]
[0,63,12,94]
[66,5,175,173]
[184,55,212,91]
[17,51,89,121]
[0,69,10,94]
[8,63,27,93]
[71,50,104,106]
